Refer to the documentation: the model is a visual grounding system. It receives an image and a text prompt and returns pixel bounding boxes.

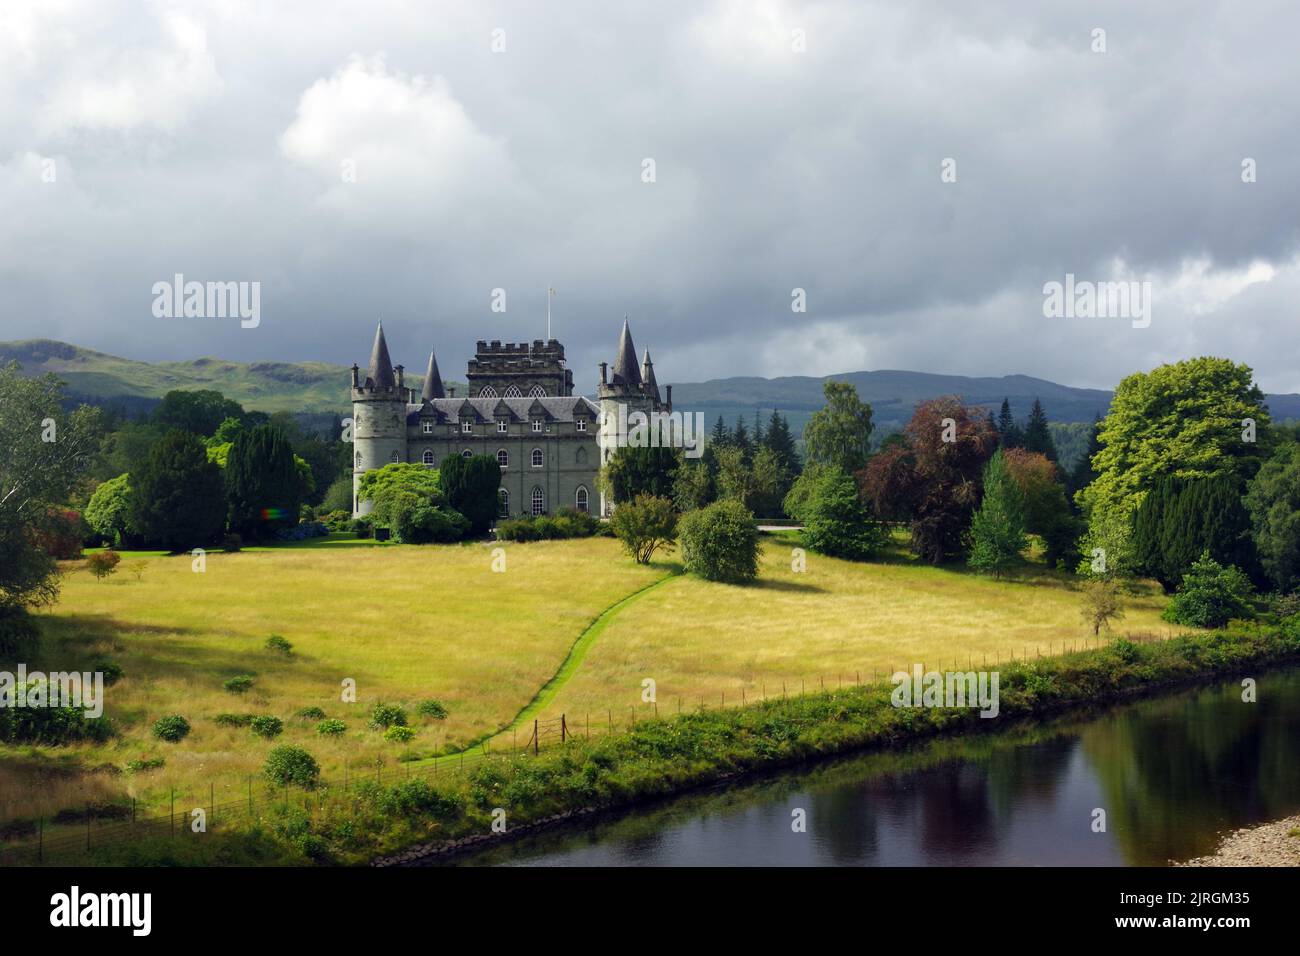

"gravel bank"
[1178,814,1300,867]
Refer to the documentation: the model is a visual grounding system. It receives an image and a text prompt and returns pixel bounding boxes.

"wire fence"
[0,630,1162,865]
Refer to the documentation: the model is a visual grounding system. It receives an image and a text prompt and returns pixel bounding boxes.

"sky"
[2,0,1299,394]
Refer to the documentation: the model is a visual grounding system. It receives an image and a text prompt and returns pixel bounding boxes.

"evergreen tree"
[763,410,801,476]
[732,416,752,462]
[131,429,226,550]
[752,411,765,448]
[225,425,302,538]
[1067,417,1102,495]
[996,398,1023,448]
[709,416,731,449]
[967,449,1027,578]
[439,454,500,536]
[1133,474,1256,592]
[1021,398,1058,460]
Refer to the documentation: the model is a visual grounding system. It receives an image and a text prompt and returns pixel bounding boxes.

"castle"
[350,320,671,519]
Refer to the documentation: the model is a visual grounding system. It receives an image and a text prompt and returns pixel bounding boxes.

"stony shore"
[1177,814,1300,867]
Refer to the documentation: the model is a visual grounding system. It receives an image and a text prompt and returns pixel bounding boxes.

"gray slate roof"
[406,396,599,425]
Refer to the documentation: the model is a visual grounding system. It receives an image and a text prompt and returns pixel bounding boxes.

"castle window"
[575,446,588,465]
[480,385,498,398]
[355,451,362,467]
[461,449,473,459]
[497,449,509,468]
[504,385,522,398]
[576,418,587,432]
[528,385,546,398]
[497,420,508,433]
[498,488,510,517]
[390,452,400,463]
[531,420,543,433]
[422,421,434,434]
[531,487,545,515]
[461,421,473,433]
[422,450,435,465]
[575,486,589,513]
[531,448,543,468]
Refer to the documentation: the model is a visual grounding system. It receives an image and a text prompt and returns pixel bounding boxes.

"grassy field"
[3,529,1183,844]
[537,532,1182,724]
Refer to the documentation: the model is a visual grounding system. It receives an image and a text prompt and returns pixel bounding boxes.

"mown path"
[409,569,680,771]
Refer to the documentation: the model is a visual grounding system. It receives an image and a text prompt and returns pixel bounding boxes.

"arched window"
[422,450,435,465]
[531,487,545,516]
[531,448,543,468]
[479,385,498,398]
[575,486,589,513]
[355,451,362,467]
[504,385,522,398]
[498,488,509,517]
[528,385,546,398]
[461,448,473,459]
[496,449,509,468]
[390,451,400,463]
[575,446,588,465]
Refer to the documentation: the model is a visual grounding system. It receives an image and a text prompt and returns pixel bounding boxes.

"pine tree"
[1134,474,1256,591]
[763,410,801,476]
[996,398,1023,448]
[1067,416,1102,494]
[1021,398,1058,460]
[225,425,302,538]
[967,449,1027,579]
[752,411,765,448]
[732,417,752,462]
[709,415,731,449]
[130,430,226,550]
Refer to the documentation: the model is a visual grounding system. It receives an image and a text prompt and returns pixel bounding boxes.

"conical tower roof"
[421,350,445,401]
[641,348,660,403]
[611,318,642,387]
[367,322,396,388]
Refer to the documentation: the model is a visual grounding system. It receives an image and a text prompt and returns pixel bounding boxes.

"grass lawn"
[4,534,663,828]
[538,534,1184,725]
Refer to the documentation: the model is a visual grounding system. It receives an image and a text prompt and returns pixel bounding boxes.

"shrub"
[321,509,352,532]
[86,550,121,581]
[1081,579,1125,635]
[679,499,760,583]
[274,521,329,542]
[384,725,416,743]
[0,608,41,661]
[223,675,255,694]
[799,467,887,561]
[416,699,449,720]
[222,533,242,553]
[369,702,407,730]
[264,745,320,789]
[295,706,326,720]
[215,713,255,727]
[91,659,124,686]
[265,634,293,655]
[124,757,165,774]
[610,494,677,564]
[1162,552,1255,628]
[316,718,346,736]
[151,715,191,742]
[250,715,284,739]
[350,517,373,539]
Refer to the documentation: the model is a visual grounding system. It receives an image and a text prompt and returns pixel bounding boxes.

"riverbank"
[1178,815,1300,867]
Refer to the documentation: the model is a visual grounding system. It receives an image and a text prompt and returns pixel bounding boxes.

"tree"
[610,495,677,564]
[1081,579,1125,635]
[715,445,786,516]
[85,473,136,547]
[86,550,121,581]
[709,416,731,449]
[672,458,714,512]
[679,499,760,583]
[225,425,302,538]
[0,363,103,613]
[731,417,752,462]
[130,430,226,550]
[1002,448,1079,568]
[153,389,244,437]
[803,381,874,473]
[1245,442,1300,593]
[763,409,801,478]
[601,445,679,504]
[356,463,466,543]
[1077,357,1270,574]
[438,454,500,536]
[1066,417,1102,495]
[996,399,1022,449]
[1134,475,1256,592]
[800,467,887,561]
[967,450,1027,578]
[1021,398,1058,461]
[782,463,829,524]
[1161,552,1254,628]
[357,462,442,506]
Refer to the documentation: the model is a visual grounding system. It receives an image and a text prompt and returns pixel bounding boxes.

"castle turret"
[597,319,664,516]
[421,351,445,401]
[351,322,408,516]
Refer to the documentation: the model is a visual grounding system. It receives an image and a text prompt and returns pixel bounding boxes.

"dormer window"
[497,421,508,434]
[422,421,434,434]
[576,419,587,432]
[532,420,543,433]
[462,421,473,433]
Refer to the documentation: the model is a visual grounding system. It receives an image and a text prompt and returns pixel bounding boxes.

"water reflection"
[446,667,1300,867]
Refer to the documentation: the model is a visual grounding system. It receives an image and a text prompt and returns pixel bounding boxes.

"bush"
[1162,552,1255,628]
[384,725,416,743]
[295,706,326,720]
[124,757,165,774]
[350,517,373,539]
[215,713,255,727]
[92,658,124,685]
[152,715,191,742]
[264,745,320,789]
[316,718,346,736]
[222,533,242,552]
[679,499,760,583]
[265,634,293,655]
[274,521,329,542]
[610,494,677,564]
[799,467,887,561]
[321,509,352,532]
[250,715,284,739]
[369,702,407,730]
[416,699,449,720]
[0,608,40,661]
[86,550,121,581]
[223,675,255,694]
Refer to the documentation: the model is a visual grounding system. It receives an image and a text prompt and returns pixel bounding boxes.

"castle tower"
[596,318,666,516]
[351,323,408,516]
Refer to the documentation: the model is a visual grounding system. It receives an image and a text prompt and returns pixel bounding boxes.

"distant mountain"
[5,339,1299,436]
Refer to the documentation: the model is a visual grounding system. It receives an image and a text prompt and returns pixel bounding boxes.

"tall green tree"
[803,380,874,474]
[225,425,302,538]
[85,473,136,547]
[763,409,801,477]
[1134,475,1256,592]
[131,430,226,550]
[438,453,500,535]
[967,449,1027,578]
[153,389,245,437]
[996,398,1023,449]
[601,445,680,504]
[1021,398,1058,460]
[1244,442,1300,593]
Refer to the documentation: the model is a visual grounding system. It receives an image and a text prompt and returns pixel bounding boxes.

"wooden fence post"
[561,714,567,743]
[534,719,539,756]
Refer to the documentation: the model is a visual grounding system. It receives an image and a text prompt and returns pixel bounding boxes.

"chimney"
[599,361,608,385]
[395,364,405,389]
[449,385,456,398]
[350,364,359,388]
[665,384,672,411]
